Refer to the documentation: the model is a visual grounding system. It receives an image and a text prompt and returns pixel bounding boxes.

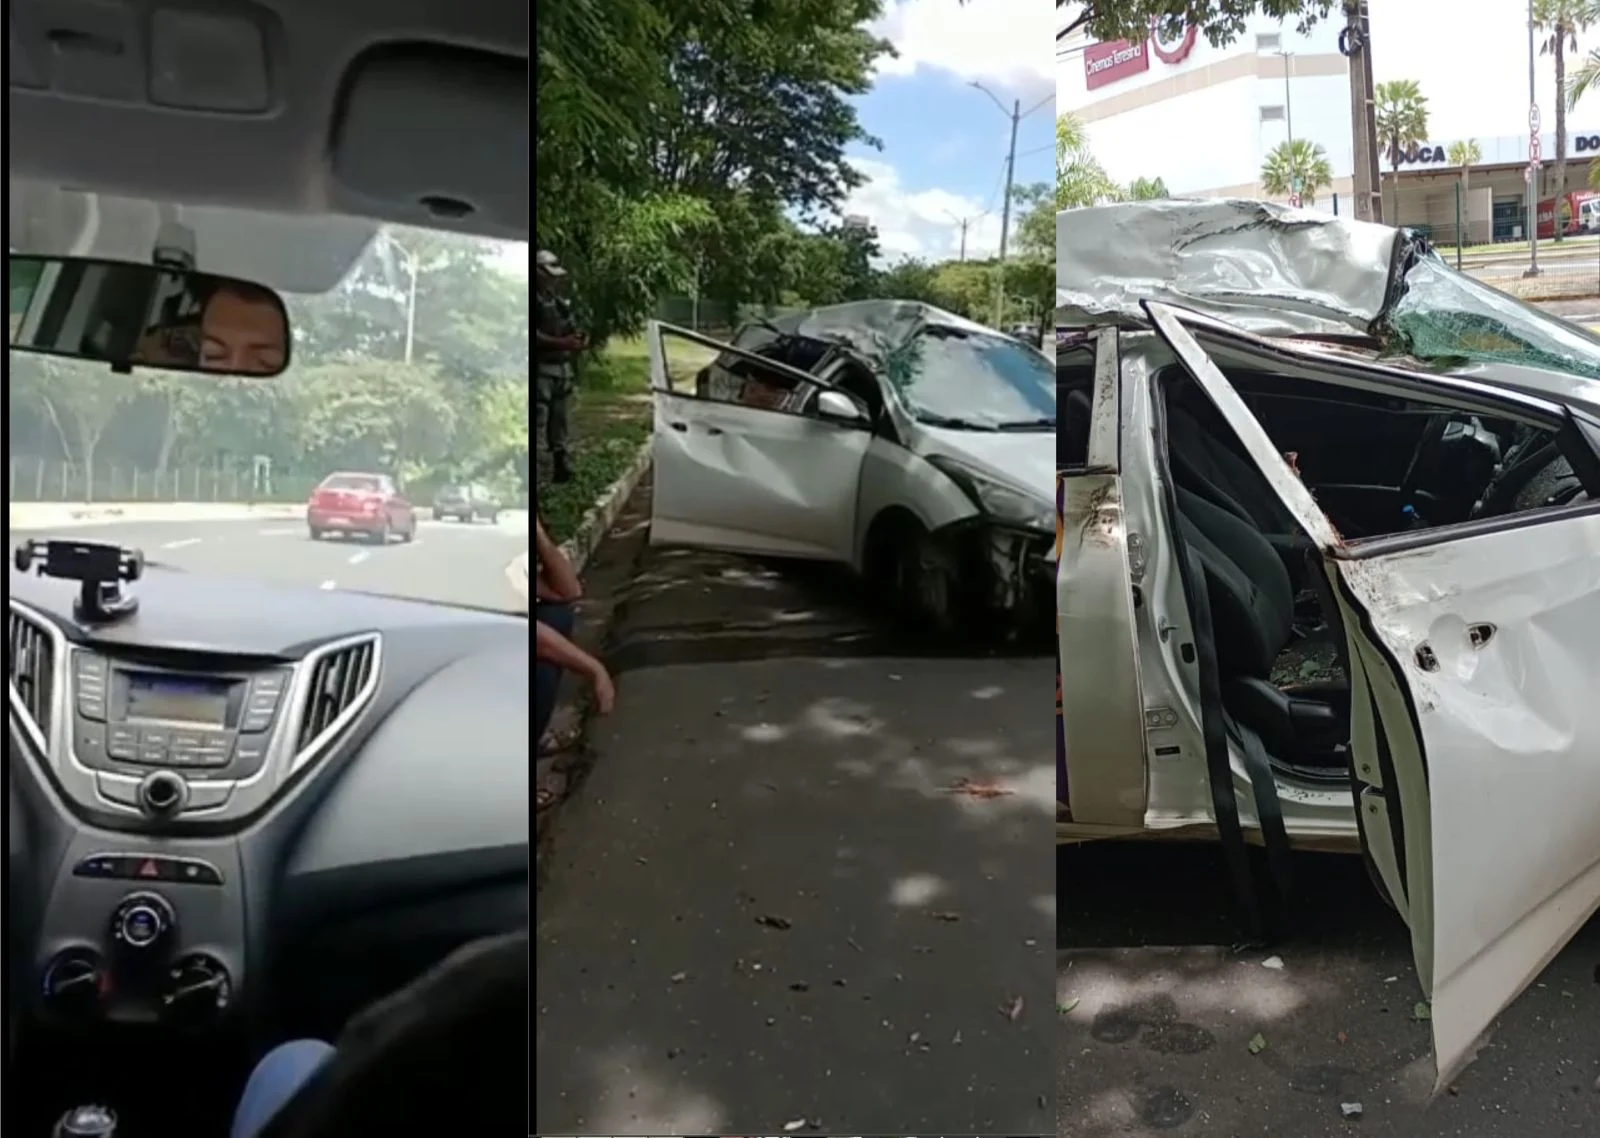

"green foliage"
[1260,139,1334,205]
[1057,114,1123,209]
[537,0,893,340]
[1374,79,1429,170]
[1063,1,1339,47]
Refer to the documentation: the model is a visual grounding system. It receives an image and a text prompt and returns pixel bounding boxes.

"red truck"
[1535,189,1600,238]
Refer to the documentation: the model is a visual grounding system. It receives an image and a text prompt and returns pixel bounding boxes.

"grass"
[537,337,655,540]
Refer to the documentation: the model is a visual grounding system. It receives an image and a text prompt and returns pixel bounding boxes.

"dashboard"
[6,561,529,1065]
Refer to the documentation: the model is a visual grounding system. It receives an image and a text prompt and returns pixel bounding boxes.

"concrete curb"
[557,440,653,576]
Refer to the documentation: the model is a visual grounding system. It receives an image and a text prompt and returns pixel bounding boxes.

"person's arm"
[536,620,614,713]
[534,520,582,602]
[536,329,581,350]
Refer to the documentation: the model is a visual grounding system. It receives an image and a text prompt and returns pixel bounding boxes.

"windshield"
[8,186,529,612]
[885,326,1055,430]
[1385,249,1600,380]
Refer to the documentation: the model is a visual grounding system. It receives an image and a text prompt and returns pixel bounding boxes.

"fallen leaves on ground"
[946,777,1014,799]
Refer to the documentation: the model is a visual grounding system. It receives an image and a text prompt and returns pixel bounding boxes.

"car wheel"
[308,526,323,541]
[370,519,392,545]
[400,519,416,543]
[867,517,961,638]
[486,510,499,525]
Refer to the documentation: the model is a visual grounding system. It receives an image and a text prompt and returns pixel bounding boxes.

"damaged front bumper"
[932,516,1054,637]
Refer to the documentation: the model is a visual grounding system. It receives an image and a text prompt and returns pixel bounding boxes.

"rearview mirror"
[8,254,291,378]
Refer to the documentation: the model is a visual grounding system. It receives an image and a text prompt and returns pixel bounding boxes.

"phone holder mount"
[14,539,144,625]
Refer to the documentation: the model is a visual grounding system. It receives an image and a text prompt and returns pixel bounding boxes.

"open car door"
[1145,299,1600,1090]
[646,321,873,561]
[1057,327,1149,835]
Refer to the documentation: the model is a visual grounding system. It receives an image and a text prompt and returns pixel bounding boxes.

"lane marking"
[259,527,297,536]
[347,551,371,565]
[161,538,202,549]
[319,580,337,590]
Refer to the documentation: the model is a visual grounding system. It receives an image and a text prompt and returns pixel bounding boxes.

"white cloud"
[871,0,1055,99]
[839,155,1009,262]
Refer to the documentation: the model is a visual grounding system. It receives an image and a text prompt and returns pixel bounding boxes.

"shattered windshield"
[1384,249,1600,379]
[8,187,530,612]
[884,326,1055,430]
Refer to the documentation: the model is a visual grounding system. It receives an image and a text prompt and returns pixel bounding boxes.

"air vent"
[8,608,55,740]
[296,636,379,752]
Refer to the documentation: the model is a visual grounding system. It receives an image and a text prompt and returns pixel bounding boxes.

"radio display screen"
[124,673,234,726]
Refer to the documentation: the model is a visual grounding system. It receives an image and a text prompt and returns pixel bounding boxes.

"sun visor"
[330,46,528,240]
[1056,199,1399,339]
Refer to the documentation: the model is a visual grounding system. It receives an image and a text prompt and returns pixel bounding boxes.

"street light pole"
[1279,49,1295,148]
[970,84,1052,328]
[1525,0,1541,277]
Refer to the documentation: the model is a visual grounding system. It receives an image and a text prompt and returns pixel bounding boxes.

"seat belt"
[1181,547,1267,938]
[1227,716,1294,938]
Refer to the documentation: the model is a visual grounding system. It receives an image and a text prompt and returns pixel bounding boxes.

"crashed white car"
[1056,199,1600,1089]
[647,301,1056,635]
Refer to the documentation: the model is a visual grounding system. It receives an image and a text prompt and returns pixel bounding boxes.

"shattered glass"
[1382,250,1600,381]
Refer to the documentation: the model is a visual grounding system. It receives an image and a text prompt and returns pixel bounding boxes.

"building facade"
[1059,8,1599,243]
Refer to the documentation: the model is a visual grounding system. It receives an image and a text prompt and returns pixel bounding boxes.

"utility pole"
[1279,49,1295,148]
[1524,0,1542,277]
[1341,1,1383,222]
[945,211,979,261]
[970,84,1052,328]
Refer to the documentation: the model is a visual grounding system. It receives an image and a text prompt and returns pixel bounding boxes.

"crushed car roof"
[1056,198,1395,339]
[768,299,1001,370]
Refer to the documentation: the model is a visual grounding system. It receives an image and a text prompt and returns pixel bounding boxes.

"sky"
[841,0,1057,264]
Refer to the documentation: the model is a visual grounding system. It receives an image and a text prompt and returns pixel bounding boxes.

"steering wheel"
[1395,413,1451,513]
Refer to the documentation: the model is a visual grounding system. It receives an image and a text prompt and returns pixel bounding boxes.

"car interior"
[8,1,528,1133]
[1157,363,1593,784]
[1058,343,1594,787]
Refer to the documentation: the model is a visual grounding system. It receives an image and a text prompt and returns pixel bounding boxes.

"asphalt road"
[9,511,529,611]
[535,530,1057,1134]
[1057,842,1600,1138]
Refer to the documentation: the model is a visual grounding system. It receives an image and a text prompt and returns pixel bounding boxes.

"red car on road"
[307,472,419,543]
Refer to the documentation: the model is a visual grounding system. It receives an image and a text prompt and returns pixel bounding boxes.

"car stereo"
[71,651,292,786]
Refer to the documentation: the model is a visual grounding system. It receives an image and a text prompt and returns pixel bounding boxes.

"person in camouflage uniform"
[535,249,586,483]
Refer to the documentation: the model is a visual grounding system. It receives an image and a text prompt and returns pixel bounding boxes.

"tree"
[1059,1,1339,46]
[1534,0,1596,240]
[1374,79,1429,226]
[1260,138,1333,206]
[875,258,944,305]
[1057,114,1122,209]
[1446,138,1483,241]
[1125,176,1171,200]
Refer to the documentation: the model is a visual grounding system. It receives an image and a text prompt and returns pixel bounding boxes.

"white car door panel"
[648,321,870,562]
[1145,299,1600,1090]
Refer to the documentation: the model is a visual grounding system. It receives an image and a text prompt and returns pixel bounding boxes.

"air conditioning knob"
[137,770,188,818]
[110,891,176,952]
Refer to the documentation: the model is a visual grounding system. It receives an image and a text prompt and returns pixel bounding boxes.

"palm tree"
[1374,79,1430,226]
[1534,0,1596,240]
[1056,113,1122,209]
[1260,139,1334,207]
[1126,176,1171,201]
[1446,138,1483,243]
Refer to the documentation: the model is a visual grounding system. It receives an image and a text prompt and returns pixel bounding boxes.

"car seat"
[1167,402,1310,585]
[1061,387,1092,467]
[1173,486,1348,764]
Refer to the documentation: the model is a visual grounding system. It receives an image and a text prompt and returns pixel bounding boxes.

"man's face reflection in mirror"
[199,282,287,374]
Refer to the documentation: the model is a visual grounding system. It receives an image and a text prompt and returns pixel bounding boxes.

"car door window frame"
[651,320,869,427]
[1058,326,1119,475]
[1143,301,1600,562]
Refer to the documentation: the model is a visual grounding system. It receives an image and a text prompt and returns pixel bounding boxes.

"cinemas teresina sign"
[1083,39,1148,90]
[1082,22,1200,91]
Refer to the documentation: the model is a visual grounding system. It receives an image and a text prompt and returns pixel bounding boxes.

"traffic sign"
[1530,136,1542,160]
[1288,193,1302,208]
[1529,104,1541,133]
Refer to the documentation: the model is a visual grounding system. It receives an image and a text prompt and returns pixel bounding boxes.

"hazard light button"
[73,855,223,886]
